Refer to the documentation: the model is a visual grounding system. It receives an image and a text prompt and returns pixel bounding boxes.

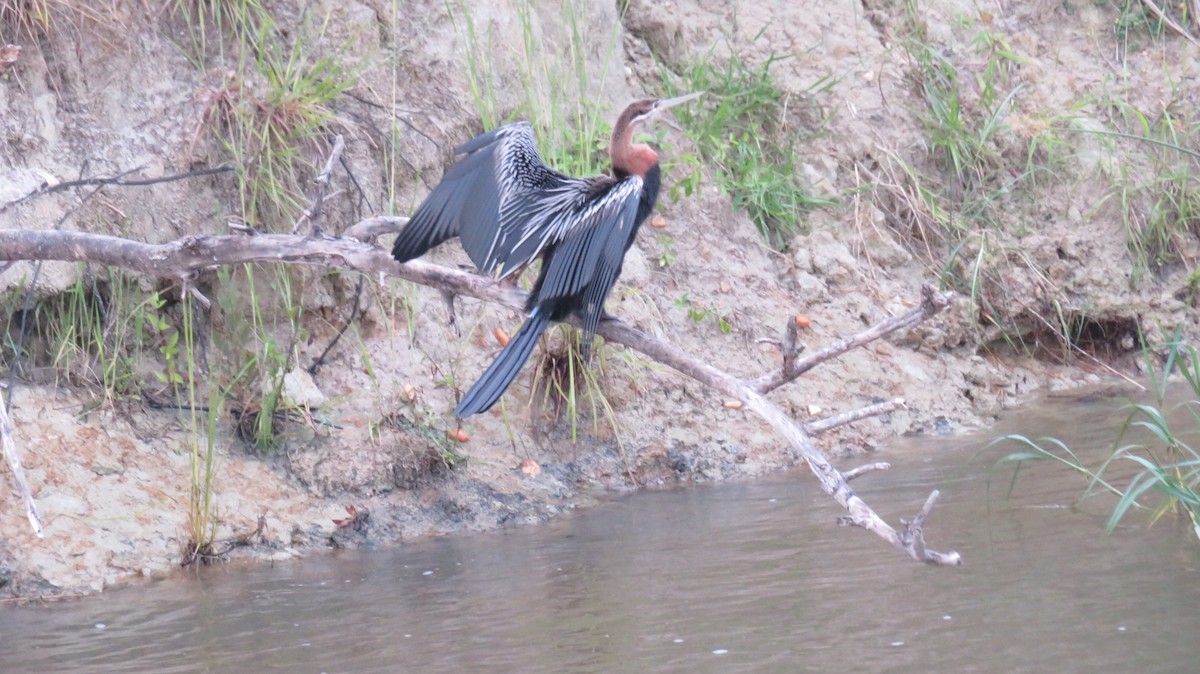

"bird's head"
[611,92,702,177]
[622,92,704,131]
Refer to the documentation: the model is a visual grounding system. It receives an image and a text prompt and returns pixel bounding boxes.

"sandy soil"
[1,0,1197,598]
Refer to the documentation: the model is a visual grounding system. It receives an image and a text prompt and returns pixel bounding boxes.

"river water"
[3,386,1199,672]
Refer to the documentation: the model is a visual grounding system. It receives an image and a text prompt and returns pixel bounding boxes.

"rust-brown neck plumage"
[610,101,658,178]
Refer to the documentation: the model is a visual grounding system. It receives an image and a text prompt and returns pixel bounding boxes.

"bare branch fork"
[0,223,961,564]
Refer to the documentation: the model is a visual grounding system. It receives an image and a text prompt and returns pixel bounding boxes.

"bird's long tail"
[455,309,550,418]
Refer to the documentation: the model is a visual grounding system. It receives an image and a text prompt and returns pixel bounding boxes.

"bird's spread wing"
[392,122,568,274]
[395,121,646,286]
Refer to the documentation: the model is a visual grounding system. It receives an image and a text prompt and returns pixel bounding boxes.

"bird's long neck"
[610,123,658,179]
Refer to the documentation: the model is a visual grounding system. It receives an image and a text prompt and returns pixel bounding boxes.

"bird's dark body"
[527,163,659,321]
[392,96,692,418]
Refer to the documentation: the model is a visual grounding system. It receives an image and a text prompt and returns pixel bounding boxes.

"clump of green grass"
[529,324,626,454]
[900,2,1043,234]
[454,0,621,179]
[182,3,358,231]
[173,0,268,54]
[198,34,356,229]
[0,0,114,43]
[871,1,1070,350]
[1089,100,1200,284]
[179,292,221,566]
[380,412,466,479]
[988,332,1200,541]
[0,0,53,40]
[0,268,190,399]
[664,45,834,250]
[1106,0,1196,56]
[210,263,309,453]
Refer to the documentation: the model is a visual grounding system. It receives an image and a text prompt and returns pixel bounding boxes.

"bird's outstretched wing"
[392,122,566,274]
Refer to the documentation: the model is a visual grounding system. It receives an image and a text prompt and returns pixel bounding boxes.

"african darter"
[392,93,701,418]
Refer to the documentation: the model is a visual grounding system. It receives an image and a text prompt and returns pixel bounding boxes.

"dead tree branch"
[752,285,952,394]
[0,225,961,565]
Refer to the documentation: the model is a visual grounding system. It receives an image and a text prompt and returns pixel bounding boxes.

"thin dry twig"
[0,165,234,214]
[843,462,891,481]
[293,134,345,236]
[1138,0,1200,47]
[804,398,906,435]
[343,215,409,242]
[901,489,945,561]
[1137,0,1200,46]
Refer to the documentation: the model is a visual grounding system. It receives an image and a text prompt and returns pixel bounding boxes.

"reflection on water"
[3,386,1199,672]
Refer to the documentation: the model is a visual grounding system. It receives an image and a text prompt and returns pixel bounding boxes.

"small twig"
[343,215,408,243]
[144,395,211,413]
[781,314,802,373]
[1,165,234,213]
[302,134,364,373]
[1138,0,1200,47]
[208,514,268,555]
[0,398,44,537]
[804,398,905,435]
[293,134,346,236]
[440,288,461,337]
[184,281,212,309]
[227,222,257,234]
[338,154,374,215]
[342,91,440,148]
[901,489,958,565]
[843,462,891,481]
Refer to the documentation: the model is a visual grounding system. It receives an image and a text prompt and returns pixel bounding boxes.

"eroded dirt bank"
[2,1,1197,598]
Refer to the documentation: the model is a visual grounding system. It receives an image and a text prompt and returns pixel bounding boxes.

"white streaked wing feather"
[496,177,642,279]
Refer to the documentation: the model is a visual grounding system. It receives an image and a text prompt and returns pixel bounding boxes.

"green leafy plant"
[655,233,677,268]
[184,4,358,231]
[674,293,733,334]
[0,268,196,399]
[1087,102,1200,283]
[144,292,184,387]
[664,42,834,250]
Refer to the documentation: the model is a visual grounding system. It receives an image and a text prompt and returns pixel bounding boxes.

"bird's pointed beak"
[657,91,704,111]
